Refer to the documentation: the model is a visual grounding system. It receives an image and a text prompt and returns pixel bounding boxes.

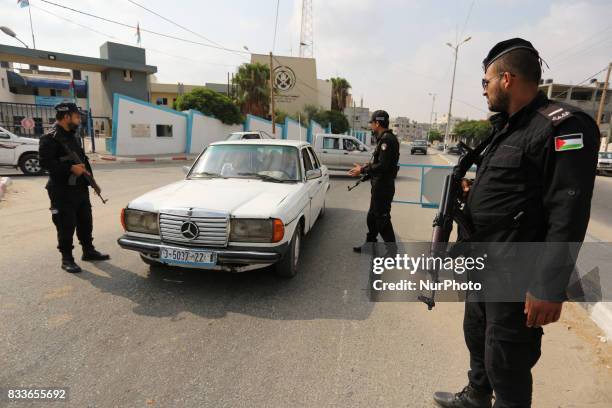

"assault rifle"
[347,173,371,191]
[419,140,525,309]
[58,139,108,204]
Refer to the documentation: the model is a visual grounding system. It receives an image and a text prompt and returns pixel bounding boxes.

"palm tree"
[331,77,351,112]
[233,63,270,117]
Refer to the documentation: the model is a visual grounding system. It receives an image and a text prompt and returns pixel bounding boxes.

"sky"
[2,0,612,122]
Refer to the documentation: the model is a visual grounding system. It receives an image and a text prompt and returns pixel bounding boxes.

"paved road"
[1,146,611,407]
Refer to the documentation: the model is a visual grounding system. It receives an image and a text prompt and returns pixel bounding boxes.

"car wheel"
[19,153,43,175]
[274,222,302,278]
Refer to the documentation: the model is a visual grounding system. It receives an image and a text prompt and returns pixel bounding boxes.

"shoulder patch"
[537,103,576,127]
[381,143,388,151]
[555,133,583,152]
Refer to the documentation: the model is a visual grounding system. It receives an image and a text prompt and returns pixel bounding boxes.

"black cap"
[54,102,81,114]
[369,110,389,124]
[482,38,540,72]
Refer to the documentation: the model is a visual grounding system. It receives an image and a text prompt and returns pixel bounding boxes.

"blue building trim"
[110,93,120,156]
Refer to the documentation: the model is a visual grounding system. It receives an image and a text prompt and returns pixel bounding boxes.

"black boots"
[61,259,82,273]
[433,384,493,408]
[82,249,111,261]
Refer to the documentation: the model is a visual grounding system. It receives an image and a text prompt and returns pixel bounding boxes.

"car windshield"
[413,140,426,146]
[599,152,612,159]
[190,144,301,182]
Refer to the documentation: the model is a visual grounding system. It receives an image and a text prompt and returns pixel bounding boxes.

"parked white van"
[0,126,42,175]
[312,133,371,170]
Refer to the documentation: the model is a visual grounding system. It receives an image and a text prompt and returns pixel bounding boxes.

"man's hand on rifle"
[348,163,364,177]
[461,178,473,199]
[71,164,87,177]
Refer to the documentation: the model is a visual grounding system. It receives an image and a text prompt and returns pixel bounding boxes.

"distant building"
[344,105,370,131]
[539,79,611,138]
[391,116,411,141]
[436,113,468,135]
[149,80,236,108]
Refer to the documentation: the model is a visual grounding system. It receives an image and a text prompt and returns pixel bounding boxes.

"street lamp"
[0,26,29,48]
[443,36,471,152]
[243,46,250,52]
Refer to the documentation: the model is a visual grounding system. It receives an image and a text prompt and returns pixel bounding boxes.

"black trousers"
[464,300,543,408]
[366,181,396,243]
[47,186,94,260]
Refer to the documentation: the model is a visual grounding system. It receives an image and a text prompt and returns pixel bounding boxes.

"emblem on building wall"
[273,66,296,92]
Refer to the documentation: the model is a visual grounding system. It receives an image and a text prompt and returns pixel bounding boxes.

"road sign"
[21,117,35,130]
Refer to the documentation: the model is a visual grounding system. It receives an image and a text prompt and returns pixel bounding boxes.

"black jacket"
[363,129,400,183]
[39,124,92,190]
[465,92,600,300]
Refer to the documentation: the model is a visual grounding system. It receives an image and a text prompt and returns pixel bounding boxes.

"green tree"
[428,129,443,143]
[454,120,492,146]
[233,62,270,117]
[330,77,351,112]
[312,109,349,134]
[174,88,243,125]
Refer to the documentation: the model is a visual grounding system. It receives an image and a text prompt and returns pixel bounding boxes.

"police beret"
[54,102,80,114]
[483,38,540,72]
[369,110,390,123]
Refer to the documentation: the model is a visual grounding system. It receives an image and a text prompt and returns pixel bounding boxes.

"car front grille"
[159,212,229,247]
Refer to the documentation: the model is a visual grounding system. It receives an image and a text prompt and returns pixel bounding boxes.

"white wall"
[247,115,282,139]
[114,95,187,156]
[284,118,308,142]
[188,111,242,154]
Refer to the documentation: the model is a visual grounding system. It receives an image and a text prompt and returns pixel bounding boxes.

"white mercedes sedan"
[118,139,329,277]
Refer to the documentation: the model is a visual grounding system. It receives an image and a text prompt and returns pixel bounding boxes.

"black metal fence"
[0,102,91,139]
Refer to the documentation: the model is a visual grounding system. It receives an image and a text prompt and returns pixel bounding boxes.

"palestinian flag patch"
[555,133,583,152]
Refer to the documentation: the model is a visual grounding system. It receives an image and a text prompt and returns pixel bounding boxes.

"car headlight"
[230,218,284,243]
[122,208,159,235]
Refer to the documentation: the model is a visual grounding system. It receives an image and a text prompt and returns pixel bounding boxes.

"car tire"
[274,222,302,278]
[18,153,43,175]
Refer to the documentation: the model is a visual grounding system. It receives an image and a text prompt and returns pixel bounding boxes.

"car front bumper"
[118,235,287,272]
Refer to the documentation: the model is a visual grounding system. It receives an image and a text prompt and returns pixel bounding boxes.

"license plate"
[160,246,217,266]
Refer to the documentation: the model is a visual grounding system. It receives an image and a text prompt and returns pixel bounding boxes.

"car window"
[306,147,320,169]
[190,144,300,181]
[302,148,314,172]
[323,137,339,150]
[242,134,261,139]
[343,138,358,151]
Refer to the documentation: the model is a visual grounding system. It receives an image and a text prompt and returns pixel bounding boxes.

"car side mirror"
[306,168,322,180]
[182,165,191,175]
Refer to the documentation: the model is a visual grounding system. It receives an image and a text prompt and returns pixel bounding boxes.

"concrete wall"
[187,110,243,154]
[245,114,283,139]
[112,93,187,156]
[283,117,308,141]
[308,120,325,143]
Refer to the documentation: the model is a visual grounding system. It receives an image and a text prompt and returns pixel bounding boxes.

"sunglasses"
[482,72,515,90]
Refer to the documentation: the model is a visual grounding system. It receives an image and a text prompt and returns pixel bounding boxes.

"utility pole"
[444,36,471,152]
[428,92,436,143]
[596,62,611,152]
[352,100,356,135]
[269,52,276,135]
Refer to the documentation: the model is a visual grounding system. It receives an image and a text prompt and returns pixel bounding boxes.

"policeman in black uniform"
[39,103,110,273]
[433,39,599,408]
[349,110,400,251]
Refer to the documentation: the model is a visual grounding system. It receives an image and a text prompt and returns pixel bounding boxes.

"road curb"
[0,177,12,201]
[95,155,194,163]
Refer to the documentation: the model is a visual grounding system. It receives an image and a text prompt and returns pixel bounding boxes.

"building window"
[50,89,63,97]
[72,70,82,80]
[123,70,133,82]
[156,97,168,106]
[156,124,173,137]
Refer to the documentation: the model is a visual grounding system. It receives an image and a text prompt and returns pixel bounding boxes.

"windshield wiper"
[237,172,289,183]
[190,171,221,178]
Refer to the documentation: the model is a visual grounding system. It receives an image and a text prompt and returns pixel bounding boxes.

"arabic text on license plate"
[160,247,217,265]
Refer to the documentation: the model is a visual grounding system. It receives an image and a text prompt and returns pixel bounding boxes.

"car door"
[306,147,326,218]
[0,128,16,165]
[301,147,321,231]
[318,136,342,170]
[340,137,369,168]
